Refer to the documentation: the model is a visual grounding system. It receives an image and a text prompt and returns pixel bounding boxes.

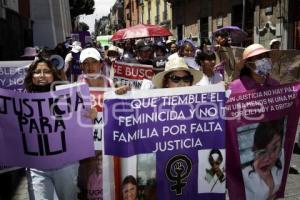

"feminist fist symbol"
[166,155,192,195]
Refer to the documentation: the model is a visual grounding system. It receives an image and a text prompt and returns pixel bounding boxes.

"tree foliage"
[69,0,95,19]
[79,22,90,31]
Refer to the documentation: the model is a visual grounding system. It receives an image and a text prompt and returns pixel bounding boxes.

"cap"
[80,48,102,63]
[136,40,153,51]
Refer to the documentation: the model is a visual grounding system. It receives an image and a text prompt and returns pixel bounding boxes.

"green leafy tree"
[79,22,90,31]
[69,0,95,29]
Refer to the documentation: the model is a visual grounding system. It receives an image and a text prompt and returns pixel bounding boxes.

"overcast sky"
[79,0,116,33]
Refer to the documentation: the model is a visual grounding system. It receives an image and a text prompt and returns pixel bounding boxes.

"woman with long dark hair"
[242,119,284,200]
[25,58,79,200]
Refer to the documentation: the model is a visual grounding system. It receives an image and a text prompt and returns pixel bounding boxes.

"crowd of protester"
[15,28,300,200]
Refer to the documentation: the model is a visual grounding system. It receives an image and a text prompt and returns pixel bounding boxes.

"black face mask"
[32,84,52,93]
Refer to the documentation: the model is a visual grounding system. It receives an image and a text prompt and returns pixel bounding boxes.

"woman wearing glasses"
[242,119,284,200]
[24,58,79,200]
[116,56,202,94]
[151,56,202,88]
[114,57,202,199]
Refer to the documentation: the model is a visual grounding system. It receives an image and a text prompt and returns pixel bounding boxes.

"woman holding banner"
[115,56,203,199]
[196,50,223,86]
[242,119,284,200]
[178,39,200,70]
[24,58,79,200]
[229,44,279,93]
[78,47,113,87]
[116,56,203,93]
[152,56,202,88]
[77,47,111,200]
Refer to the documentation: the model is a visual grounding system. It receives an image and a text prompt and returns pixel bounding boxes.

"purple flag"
[0,83,94,170]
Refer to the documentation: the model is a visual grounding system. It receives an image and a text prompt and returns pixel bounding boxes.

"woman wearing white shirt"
[196,51,223,86]
[242,119,284,200]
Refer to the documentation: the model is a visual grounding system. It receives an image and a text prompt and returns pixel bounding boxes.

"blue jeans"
[27,163,79,200]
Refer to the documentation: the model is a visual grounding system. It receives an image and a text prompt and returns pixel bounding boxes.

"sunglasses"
[167,74,193,83]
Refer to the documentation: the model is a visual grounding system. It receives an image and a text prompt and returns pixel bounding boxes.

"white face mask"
[83,73,103,80]
[108,56,116,62]
[254,58,272,76]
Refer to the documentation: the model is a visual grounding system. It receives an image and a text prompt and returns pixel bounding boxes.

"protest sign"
[113,61,154,88]
[270,50,300,83]
[103,84,226,200]
[90,87,112,150]
[214,46,244,82]
[57,84,111,200]
[0,60,32,91]
[78,87,114,200]
[57,84,110,150]
[71,31,91,47]
[0,83,94,170]
[226,82,300,200]
[0,61,31,173]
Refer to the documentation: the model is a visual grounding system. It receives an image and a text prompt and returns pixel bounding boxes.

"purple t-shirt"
[226,75,280,199]
[229,76,280,94]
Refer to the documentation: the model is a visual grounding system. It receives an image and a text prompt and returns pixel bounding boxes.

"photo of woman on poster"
[241,119,285,200]
[198,149,226,194]
[204,149,226,192]
[122,175,138,200]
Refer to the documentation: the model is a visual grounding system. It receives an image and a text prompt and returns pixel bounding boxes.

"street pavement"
[9,152,300,200]
[278,153,300,200]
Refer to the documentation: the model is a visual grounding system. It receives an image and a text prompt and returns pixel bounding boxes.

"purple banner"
[0,60,32,91]
[226,82,300,200]
[104,88,225,157]
[0,83,95,170]
[103,84,226,199]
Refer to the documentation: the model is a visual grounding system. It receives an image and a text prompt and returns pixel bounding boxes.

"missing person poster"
[113,61,154,89]
[226,82,300,200]
[103,83,226,200]
[0,60,32,91]
[0,83,94,170]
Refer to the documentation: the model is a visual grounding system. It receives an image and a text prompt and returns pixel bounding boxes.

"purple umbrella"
[213,26,248,43]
